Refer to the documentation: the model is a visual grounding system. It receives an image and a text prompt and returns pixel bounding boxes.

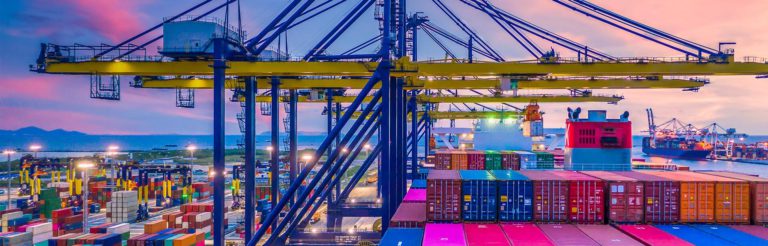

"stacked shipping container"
[700,171,768,224]
[517,171,568,222]
[551,171,604,223]
[581,171,644,223]
[426,170,461,222]
[491,170,533,222]
[617,171,680,223]
[459,170,497,221]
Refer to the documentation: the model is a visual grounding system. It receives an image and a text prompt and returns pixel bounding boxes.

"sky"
[1,0,767,135]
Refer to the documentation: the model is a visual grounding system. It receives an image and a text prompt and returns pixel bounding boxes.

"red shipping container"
[518,171,568,222]
[452,151,468,170]
[500,223,553,246]
[464,223,511,246]
[616,225,693,246]
[466,151,485,170]
[701,171,768,224]
[581,171,644,223]
[435,151,453,170]
[390,202,427,228]
[537,224,598,246]
[617,171,680,223]
[551,171,604,223]
[642,171,717,223]
[426,170,462,222]
[576,224,643,246]
[501,151,520,170]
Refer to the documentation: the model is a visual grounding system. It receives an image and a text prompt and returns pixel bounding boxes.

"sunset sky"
[1,0,767,135]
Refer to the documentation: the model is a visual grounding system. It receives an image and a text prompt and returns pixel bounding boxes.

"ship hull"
[642,146,711,160]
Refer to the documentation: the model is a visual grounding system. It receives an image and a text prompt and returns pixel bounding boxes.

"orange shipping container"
[640,171,716,223]
[144,219,168,234]
[173,234,196,246]
[451,151,468,170]
[699,171,768,224]
[677,172,750,224]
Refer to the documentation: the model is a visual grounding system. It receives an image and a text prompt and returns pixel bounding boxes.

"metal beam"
[244,77,256,241]
[211,38,226,246]
[41,59,768,76]
[270,77,280,231]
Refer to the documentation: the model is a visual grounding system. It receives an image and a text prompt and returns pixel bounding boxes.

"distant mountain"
[0,126,86,136]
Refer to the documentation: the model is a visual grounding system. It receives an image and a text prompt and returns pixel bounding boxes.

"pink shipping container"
[467,151,486,170]
[518,171,569,222]
[403,189,426,203]
[537,224,599,246]
[576,224,643,246]
[464,223,511,246]
[390,202,427,228]
[729,225,768,240]
[422,223,467,246]
[500,223,554,246]
[616,225,694,246]
[551,171,605,223]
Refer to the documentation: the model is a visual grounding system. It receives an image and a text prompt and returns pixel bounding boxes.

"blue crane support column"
[270,76,281,231]
[380,0,396,232]
[212,38,227,246]
[244,77,256,241]
[289,89,298,205]
[334,101,341,202]
[410,92,418,178]
[325,88,334,228]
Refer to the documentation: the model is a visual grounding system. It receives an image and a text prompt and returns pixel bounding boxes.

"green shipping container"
[485,151,503,170]
[532,152,555,169]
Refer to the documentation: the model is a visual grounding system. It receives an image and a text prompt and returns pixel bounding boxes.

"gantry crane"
[29,0,768,245]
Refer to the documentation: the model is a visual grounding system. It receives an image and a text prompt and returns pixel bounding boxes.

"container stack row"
[89,223,130,241]
[106,191,138,223]
[414,169,768,225]
[383,222,768,246]
[433,150,555,171]
[50,208,82,236]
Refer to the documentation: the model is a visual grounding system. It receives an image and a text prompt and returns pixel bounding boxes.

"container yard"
[2,0,768,245]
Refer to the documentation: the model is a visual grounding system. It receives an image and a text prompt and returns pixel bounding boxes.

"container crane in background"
[644,108,747,160]
[28,0,768,245]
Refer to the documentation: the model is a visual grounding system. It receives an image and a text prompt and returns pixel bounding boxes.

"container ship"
[642,108,713,160]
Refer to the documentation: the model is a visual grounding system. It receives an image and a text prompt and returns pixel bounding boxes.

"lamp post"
[186,145,197,159]
[77,161,95,232]
[29,145,42,158]
[3,149,15,209]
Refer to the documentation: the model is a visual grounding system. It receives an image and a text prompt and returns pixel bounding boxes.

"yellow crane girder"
[351,111,521,120]
[41,57,768,77]
[242,95,621,103]
[138,76,706,90]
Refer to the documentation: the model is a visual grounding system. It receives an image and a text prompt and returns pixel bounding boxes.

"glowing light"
[364,144,371,150]
[350,199,356,203]
[341,148,348,153]
[77,161,96,169]
[209,171,216,177]
[461,134,467,138]
[347,228,355,234]
[302,155,313,161]
[107,145,120,151]
[2,150,16,155]
[114,59,121,63]
[266,146,274,152]
[186,145,197,151]
[376,198,381,204]
[311,228,318,234]
[29,145,42,151]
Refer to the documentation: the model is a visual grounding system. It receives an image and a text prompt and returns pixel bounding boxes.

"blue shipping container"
[656,225,734,246]
[460,170,497,221]
[412,179,427,189]
[692,225,768,245]
[380,228,424,246]
[491,170,534,221]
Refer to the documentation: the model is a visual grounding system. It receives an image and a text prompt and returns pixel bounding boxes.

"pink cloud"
[0,77,60,100]
[55,0,149,43]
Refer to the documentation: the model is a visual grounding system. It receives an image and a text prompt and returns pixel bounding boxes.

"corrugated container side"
[518,171,568,222]
[643,171,716,223]
[466,151,485,170]
[537,224,599,246]
[575,224,643,246]
[619,171,680,223]
[730,225,768,240]
[500,223,553,246]
[677,171,750,224]
[484,151,503,170]
[551,171,604,223]
[452,152,468,170]
[656,225,736,245]
[422,223,467,246]
[616,225,693,246]
[435,152,453,170]
[380,228,424,246]
[515,151,538,170]
[390,203,427,228]
[460,171,497,221]
[691,224,768,245]
[581,171,644,223]
[426,170,461,222]
[464,224,510,246]
[501,151,520,170]
[492,171,533,222]
[700,171,768,224]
